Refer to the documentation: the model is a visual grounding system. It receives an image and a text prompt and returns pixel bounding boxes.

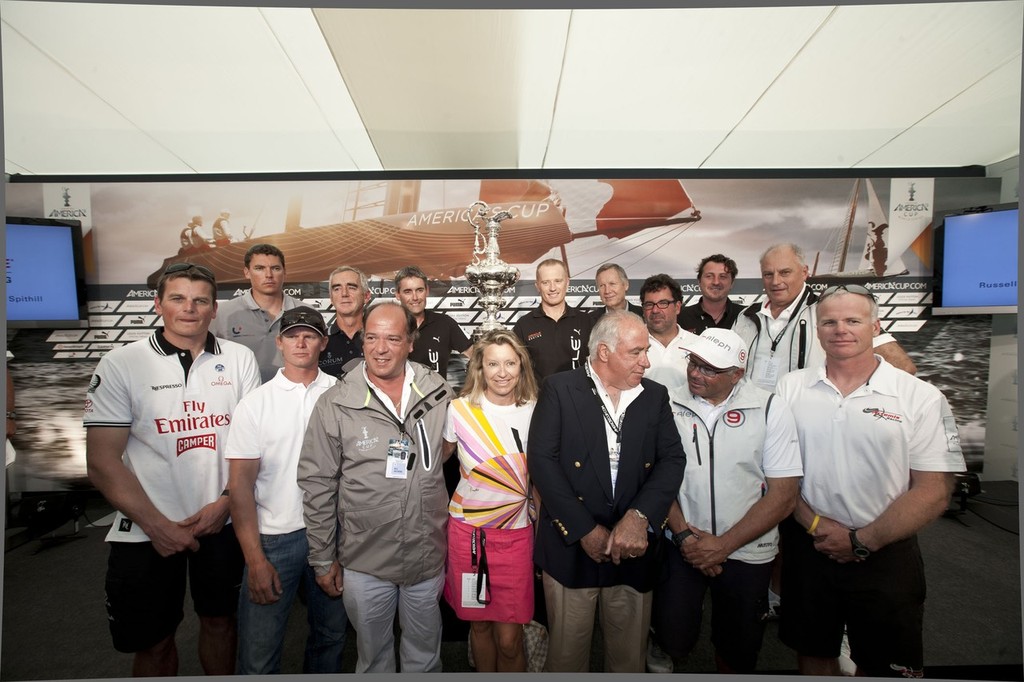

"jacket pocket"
[343,498,403,535]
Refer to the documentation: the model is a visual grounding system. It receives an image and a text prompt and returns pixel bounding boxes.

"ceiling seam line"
[0,19,199,173]
[853,51,1023,167]
[259,8,361,170]
[308,10,386,170]
[258,7,358,168]
[539,10,574,170]
[696,5,841,169]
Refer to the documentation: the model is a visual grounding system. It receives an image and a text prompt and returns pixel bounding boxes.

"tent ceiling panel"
[705,1,1024,167]
[1,20,195,174]
[543,7,835,168]
[1,0,1020,176]
[315,8,571,169]
[858,55,1022,168]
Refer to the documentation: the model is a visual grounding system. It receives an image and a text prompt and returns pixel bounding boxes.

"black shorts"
[778,518,926,677]
[651,543,772,672]
[104,524,243,653]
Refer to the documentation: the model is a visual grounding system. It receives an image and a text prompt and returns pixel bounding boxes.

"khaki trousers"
[541,571,652,673]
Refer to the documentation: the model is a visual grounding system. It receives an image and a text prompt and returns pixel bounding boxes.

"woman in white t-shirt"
[441,329,539,672]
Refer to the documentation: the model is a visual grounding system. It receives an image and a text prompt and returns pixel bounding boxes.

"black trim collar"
[152,329,220,357]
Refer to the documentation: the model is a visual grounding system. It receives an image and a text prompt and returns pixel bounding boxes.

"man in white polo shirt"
[226,305,348,674]
[650,328,802,673]
[776,284,964,677]
[640,274,699,392]
[85,263,261,676]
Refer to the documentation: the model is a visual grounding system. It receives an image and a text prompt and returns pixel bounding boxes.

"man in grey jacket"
[297,301,453,673]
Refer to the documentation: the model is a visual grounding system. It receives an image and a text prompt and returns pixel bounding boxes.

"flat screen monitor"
[932,203,1018,316]
[5,216,89,328]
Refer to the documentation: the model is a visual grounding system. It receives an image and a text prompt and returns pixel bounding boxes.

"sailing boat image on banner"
[144,178,702,289]
[810,178,934,282]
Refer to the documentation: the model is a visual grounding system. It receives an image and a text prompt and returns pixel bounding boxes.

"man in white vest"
[650,328,802,673]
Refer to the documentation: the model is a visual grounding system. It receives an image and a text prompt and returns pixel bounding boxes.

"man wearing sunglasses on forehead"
[733,243,916,393]
[84,263,261,676]
[225,306,348,675]
[647,328,802,673]
[211,243,302,384]
[775,284,964,678]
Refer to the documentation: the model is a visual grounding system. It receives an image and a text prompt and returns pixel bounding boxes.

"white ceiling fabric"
[2,0,1021,175]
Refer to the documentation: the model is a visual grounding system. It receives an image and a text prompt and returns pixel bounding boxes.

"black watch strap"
[849,529,871,558]
[671,529,694,548]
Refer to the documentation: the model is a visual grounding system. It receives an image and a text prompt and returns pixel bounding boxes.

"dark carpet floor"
[0,482,1020,679]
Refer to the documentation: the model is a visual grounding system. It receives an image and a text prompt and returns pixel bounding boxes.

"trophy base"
[471,319,507,342]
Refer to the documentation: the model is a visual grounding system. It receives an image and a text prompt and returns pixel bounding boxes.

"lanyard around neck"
[584,363,625,444]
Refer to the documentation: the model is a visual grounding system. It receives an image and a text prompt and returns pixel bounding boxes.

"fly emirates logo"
[154,400,232,456]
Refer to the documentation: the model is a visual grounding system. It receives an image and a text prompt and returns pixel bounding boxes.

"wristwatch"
[670,529,694,549]
[849,529,871,559]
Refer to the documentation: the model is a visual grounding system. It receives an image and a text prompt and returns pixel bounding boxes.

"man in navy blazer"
[529,310,686,673]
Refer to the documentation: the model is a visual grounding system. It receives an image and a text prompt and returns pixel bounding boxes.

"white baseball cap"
[680,328,748,370]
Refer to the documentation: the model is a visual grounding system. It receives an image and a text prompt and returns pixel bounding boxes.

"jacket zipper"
[691,414,717,536]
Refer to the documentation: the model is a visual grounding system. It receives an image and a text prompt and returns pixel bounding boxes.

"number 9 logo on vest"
[724,410,745,427]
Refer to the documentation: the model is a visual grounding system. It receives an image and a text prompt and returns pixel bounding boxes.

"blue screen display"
[941,208,1018,308]
[6,222,83,322]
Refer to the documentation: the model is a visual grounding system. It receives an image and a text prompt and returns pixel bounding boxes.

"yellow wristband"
[807,514,821,535]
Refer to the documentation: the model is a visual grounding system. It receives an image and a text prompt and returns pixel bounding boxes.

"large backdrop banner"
[3,175,1003,485]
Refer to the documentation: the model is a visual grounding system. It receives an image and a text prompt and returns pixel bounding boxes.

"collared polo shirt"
[512,305,594,382]
[646,325,700,392]
[678,297,745,335]
[210,289,302,383]
[84,330,261,542]
[777,358,965,529]
[318,321,363,377]
[225,368,337,535]
[410,310,471,378]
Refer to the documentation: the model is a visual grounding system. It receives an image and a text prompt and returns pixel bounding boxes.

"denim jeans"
[236,529,348,674]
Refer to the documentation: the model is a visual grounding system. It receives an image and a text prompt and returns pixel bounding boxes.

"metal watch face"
[849,530,870,558]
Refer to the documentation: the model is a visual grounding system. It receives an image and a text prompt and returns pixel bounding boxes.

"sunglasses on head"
[820,284,875,300]
[284,311,324,327]
[164,262,216,280]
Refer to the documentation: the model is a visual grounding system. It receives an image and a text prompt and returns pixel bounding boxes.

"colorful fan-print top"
[448,397,536,529]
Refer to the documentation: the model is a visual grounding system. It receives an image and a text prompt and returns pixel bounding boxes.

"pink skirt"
[443,517,534,623]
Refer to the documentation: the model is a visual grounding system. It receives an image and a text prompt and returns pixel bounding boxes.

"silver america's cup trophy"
[465,201,520,341]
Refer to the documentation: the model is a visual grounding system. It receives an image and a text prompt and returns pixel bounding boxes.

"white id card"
[385,438,410,479]
[608,443,620,496]
[756,355,780,388]
[461,572,487,608]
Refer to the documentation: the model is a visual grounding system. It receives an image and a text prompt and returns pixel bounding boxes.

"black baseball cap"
[280,306,327,336]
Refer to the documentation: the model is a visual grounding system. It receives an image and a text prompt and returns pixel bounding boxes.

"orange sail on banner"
[594,179,696,238]
[479,179,555,204]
